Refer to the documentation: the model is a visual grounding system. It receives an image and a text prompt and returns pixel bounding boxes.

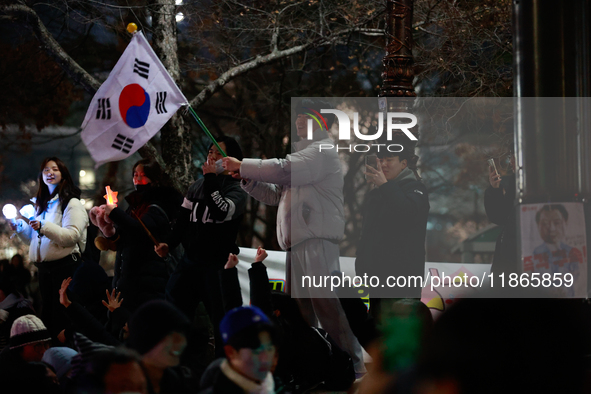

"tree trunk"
[148,0,193,192]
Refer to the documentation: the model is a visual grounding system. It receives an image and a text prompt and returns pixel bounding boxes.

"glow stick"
[2,204,17,224]
[19,204,36,220]
[104,186,119,205]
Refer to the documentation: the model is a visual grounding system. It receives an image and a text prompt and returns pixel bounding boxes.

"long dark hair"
[35,157,81,215]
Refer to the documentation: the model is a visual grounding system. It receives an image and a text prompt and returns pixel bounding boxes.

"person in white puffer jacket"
[12,157,88,338]
[222,99,366,377]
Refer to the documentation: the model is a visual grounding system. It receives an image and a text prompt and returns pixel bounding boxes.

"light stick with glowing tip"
[2,204,17,224]
[104,186,119,206]
[19,204,36,221]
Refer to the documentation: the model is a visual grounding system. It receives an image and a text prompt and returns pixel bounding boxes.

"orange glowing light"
[104,186,119,205]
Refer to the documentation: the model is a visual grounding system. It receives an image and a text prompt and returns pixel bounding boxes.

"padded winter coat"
[240,129,344,250]
[110,186,182,311]
[17,195,88,262]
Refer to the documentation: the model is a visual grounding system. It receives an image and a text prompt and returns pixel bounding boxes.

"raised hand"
[254,246,268,263]
[365,160,387,187]
[202,158,217,175]
[102,288,124,312]
[225,253,239,269]
[59,277,72,308]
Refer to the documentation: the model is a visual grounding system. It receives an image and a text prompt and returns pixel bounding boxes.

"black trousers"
[166,255,242,357]
[35,255,80,338]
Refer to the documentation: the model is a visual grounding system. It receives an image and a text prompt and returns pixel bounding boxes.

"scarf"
[220,359,275,394]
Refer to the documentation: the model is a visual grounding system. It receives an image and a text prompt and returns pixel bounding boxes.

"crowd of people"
[1,99,590,394]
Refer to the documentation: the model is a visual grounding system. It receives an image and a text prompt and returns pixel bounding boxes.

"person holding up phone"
[484,146,517,273]
[357,138,430,319]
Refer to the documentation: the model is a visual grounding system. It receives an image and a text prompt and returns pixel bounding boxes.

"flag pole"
[186,106,227,157]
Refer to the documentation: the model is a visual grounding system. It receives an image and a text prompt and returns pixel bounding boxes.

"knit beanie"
[42,347,78,379]
[9,315,51,349]
[127,300,190,355]
[220,306,271,345]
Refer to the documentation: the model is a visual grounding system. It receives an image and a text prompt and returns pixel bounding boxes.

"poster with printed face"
[520,202,587,297]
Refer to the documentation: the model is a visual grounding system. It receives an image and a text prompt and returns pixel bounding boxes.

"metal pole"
[379,0,416,100]
[513,0,583,203]
[512,0,591,285]
[379,0,418,138]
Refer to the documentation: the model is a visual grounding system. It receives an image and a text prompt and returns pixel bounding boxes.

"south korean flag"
[81,31,188,167]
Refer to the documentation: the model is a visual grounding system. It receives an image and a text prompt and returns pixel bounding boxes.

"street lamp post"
[379,0,416,100]
[379,0,419,142]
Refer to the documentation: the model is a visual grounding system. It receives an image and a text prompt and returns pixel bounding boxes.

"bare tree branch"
[189,26,381,109]
[1,3,101,94]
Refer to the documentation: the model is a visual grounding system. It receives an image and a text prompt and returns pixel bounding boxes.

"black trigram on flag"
[111,134,134,154]
[155,92,168,114]
[96,98,111,120]
[133,58,150,79]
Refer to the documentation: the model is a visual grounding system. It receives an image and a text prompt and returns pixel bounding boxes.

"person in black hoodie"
[356,138,430,319]
[155,136,247,357]
[104,159,183,312]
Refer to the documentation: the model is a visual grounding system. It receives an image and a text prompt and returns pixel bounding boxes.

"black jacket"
[199,358,288,394]
[170,174,247,266]
[0,292,35,352]
[243,263,354,392]
[63,301,126,347]
[484,173,517,273]
[355,171,430,298]
[110,186,183,311]
[148,367,191,394]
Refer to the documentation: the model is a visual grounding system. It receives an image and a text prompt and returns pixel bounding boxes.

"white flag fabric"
[81,31,188,167]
